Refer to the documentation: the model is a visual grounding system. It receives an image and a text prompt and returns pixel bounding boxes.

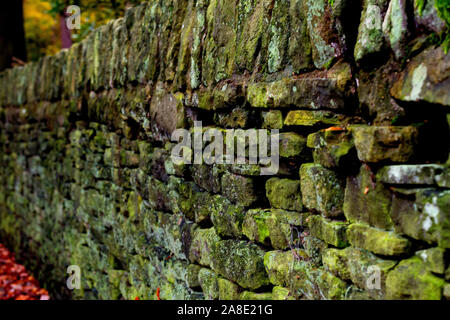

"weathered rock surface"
[391,45,450,106]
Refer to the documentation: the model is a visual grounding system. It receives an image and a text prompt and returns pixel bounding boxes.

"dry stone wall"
[0,0,449,300]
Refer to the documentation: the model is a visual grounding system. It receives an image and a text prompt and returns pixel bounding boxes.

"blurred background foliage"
[24,0,146,61]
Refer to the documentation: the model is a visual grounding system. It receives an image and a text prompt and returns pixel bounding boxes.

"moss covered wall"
[0,0,449,300]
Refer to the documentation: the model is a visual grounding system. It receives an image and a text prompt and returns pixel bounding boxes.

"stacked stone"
[0,0,449,300]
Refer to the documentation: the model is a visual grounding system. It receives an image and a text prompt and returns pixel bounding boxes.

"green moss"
[417,0,427,16]
[347,223,411,256]
[323,247,397,298]
[218,278,242,300]
[189,227,221,267]
[266,178,303,212]
[240,291,273,300]
[279,132,308,158]
[344,164,393,230]
[284,110,342,126]
[243,209,307,249]
[262,110,283,129]
[415,247,446,274]
[386,256,445,299]
[211,240,269,290]
[198,268,220,300]
[210,195,245,238]
[307,215,349,248]
[300,163,345,217]
[242,209,272,245]
[272,286,295,300]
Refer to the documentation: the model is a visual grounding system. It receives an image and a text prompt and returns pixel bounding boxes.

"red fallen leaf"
[0,243,49,300]
[165,254,173,261]
[156,287,161,300]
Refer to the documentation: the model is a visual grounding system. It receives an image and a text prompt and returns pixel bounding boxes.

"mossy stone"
[391,45,450,106]
[300,163,345,217]
[279,132,308,158]
[377,164,446,185]
[391,188,450,248]
[239,291,273,300]
[272,286,295,300]
[210,195,245,238]
[323,247,397,299]
[344,164,393,230]
[284,110,343,127]
[350,125,419,163]
[198,268,219,300]
[262,110,283,129]
[221,172,260,207]
[354,0,390,65]
[187,264,202,288]
[306,128,356,169]
[415,247,446,274]
[218,278,242,300]
[266,177,303,212]
[211,240,269,290]
[347,223,411,256]
[386,257,445,300]
[243,209,307,249]
[189,227,221,268]
[305,0,344,69]
[307,215,349,248]
[246,78,345,110]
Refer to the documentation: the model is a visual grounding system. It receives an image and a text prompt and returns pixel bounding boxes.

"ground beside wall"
[0,0,449,300]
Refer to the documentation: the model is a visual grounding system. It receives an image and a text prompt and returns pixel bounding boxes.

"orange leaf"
[364,186,370,195]
[325,126,344,132]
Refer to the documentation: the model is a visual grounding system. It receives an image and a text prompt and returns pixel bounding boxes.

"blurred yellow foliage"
[24,0,61,61]
[23,0,145,61]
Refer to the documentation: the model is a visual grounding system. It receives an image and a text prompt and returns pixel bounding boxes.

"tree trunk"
[0,0,27,71]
